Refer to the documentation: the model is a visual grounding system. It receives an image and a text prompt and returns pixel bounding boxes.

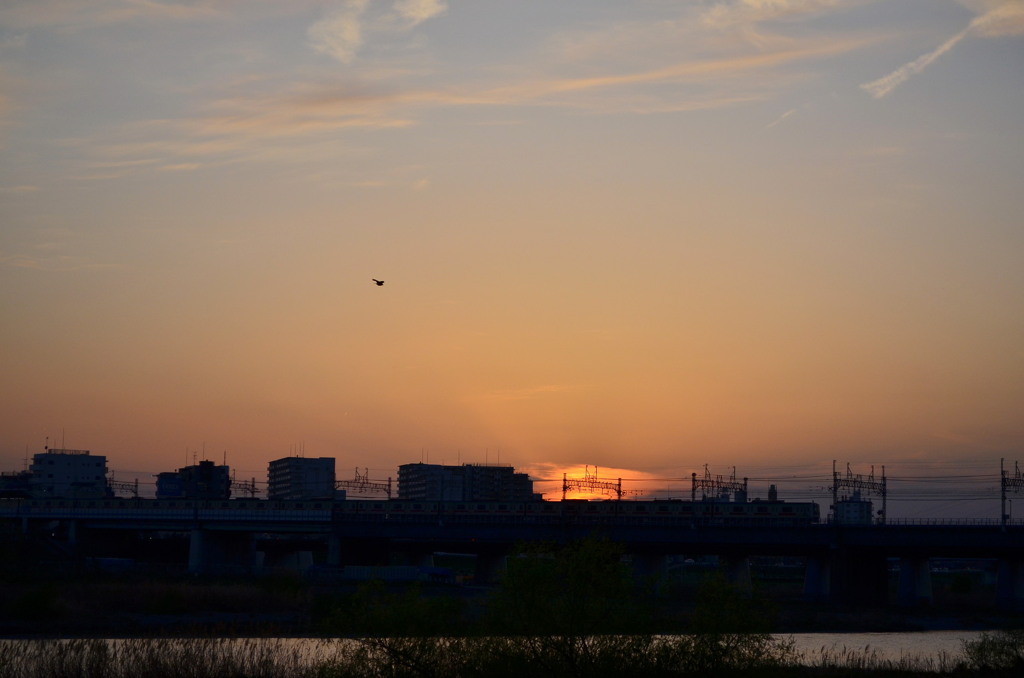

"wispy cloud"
[308,0,447,64]
[0,251,117,272]
[862,1,1024,99]
[967,0,1024,36]
[476,37,871,108]
[765,107,798,128]
[308,0,370,65]
[860,28,970,99]
[702,0,845,29]
[70,31,871,175]
[289,37,863,118]
[393,0,447,26]
[0,0,220,31]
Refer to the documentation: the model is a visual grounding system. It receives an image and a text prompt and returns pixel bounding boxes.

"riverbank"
[3,631,1024,677]
[2,574,1020,639]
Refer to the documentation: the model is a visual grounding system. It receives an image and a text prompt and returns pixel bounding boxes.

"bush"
[318,580,468,637]
[962,628,1024,674]
[487,539,644,637]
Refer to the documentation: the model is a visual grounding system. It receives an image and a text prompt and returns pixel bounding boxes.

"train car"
[0,495,818,528]
[331,497,820,527]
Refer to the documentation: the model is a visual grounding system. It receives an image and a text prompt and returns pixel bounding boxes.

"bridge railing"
[0,498,333,523]
[884,518,1012,526]
[826,517,1012,527]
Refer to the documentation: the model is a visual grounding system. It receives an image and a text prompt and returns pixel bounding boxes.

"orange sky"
[2,1,1023,516]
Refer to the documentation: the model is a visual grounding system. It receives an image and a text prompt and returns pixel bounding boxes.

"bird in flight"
[372,279,385,286]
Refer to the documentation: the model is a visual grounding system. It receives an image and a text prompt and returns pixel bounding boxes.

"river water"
[786,630,984,668]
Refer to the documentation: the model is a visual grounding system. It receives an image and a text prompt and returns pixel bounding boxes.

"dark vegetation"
[2,538,1023,676]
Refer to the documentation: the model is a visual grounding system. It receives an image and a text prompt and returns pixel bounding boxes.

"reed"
[0,637,353,678]
[10,631,1023,677]
[6,633,953,678]
[806,643,962,674]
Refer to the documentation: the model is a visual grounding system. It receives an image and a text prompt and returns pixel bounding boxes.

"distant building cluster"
[155,460,232,500]
[267,457,336,500]
[0,448,539,504]
[398,462,539,502]
[0,449,854,520]
[0,449,110,499]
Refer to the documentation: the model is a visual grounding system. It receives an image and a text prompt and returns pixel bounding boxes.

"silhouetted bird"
[372,279,384,286]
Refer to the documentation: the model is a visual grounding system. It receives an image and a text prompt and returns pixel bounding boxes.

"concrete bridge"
[3,498,1023,608]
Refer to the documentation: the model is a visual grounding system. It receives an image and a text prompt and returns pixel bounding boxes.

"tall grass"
[0,637,351,678]
[6,633,1024,678]
[338,633,801,678]
[0,634,803,678]
[807,643,959,674]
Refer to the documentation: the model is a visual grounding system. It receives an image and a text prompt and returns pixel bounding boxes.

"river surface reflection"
[786,630,983,665]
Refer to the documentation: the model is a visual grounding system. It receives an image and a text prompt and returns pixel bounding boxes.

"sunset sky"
[2,1,1022,513]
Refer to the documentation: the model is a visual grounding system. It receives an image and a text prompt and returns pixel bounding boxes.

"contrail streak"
[860,27,969,99]
[861,3,1024,99]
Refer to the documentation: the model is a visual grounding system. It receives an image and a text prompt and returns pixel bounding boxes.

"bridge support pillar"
[327,535,342,568]
[803,555,831,601]
[997,559,1024,610]
[188,528,206,574]
[829,550,887,605]
[475,553,507,584]
[897,557,933,606]
[188,529,258,575]
[631,553,668,584]
[722,556,752,595]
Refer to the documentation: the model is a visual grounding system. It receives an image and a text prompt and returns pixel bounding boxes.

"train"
[332,496,821,528]
[0,495,821,528]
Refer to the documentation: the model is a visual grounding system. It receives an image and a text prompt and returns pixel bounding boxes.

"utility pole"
[691,465,747,502]
[831,461,886,524]
[562,466,623,500]
[1001,458,1024,527]
[336,468,393,499]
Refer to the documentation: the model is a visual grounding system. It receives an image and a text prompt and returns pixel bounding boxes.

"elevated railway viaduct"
[3,498,1023,608]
